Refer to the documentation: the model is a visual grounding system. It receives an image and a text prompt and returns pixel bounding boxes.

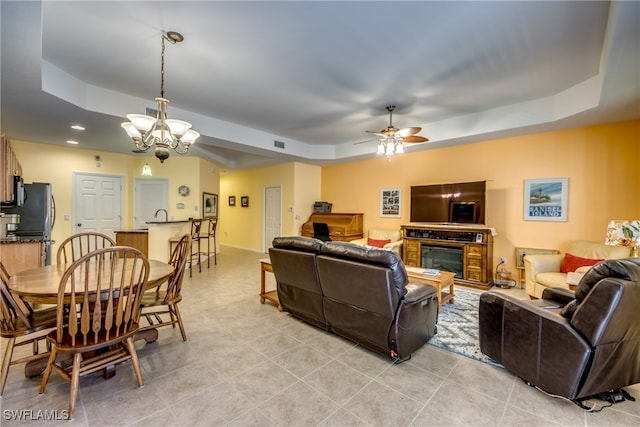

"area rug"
[427,288,503,368]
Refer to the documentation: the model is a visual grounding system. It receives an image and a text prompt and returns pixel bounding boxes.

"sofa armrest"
[524,253,564,295]
[404,283,436,304]
[541,287,575,305]
[383,240,403,256]
[479,291,591,399]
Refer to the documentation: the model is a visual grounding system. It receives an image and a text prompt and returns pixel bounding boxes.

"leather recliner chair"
[479,258,640,401]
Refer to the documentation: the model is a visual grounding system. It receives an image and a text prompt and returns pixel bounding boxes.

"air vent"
[274,140,285,149]
[145,107,158,117]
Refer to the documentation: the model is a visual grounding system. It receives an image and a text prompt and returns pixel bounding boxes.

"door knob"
[76,223,82,227]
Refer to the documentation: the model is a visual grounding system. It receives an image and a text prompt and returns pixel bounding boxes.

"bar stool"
[200,218,218,267]
[187,219,203,277]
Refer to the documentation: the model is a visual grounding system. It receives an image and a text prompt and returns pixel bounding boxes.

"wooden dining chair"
[140,234,191,341]
[1,260,34,315]
[56,231,116,265]
[200,217,218,267]
[39,246,149,420]
[0,278,57,396]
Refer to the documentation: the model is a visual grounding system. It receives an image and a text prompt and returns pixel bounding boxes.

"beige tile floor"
[2,246,639,426]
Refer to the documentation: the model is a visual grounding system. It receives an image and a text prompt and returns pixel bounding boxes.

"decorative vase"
[631,245,639,258]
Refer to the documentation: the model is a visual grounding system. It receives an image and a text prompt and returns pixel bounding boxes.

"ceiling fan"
[365,105,429,143]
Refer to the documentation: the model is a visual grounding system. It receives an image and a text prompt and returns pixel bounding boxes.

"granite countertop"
[1,237,49,244]
[145,220,192,224]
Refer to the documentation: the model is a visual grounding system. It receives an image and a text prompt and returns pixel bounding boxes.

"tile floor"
[2,246,639,426]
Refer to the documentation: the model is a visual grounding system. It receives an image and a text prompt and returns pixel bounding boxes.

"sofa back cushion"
[369,229,401,242]
[568,240,630,260]
[316,244,406,354]
[319,242,407,295]
[269,236,325,327]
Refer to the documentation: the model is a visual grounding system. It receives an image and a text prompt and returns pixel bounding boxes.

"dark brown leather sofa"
[479,258,640,400]
[269,237,438,359]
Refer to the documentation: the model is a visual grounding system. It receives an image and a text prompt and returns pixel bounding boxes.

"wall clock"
[178,185,190,197]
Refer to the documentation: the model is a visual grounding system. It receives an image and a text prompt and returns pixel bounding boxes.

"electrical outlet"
[500,257,507,264]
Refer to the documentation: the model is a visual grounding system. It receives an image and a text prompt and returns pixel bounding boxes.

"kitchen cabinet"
[1,136,22,203]
[115,231,149,257]
[0,241,44,276]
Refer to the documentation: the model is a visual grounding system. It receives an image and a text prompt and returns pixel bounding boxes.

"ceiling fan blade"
[402,135,429,143]
[397,127,421,137]
[365,130,385,136]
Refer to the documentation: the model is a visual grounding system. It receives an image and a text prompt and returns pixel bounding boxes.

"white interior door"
[134,178,169,229]
[73,173,123,240]
[264,186,282,251]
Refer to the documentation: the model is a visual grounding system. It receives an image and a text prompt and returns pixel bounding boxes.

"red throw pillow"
[367,238,391,248]
[560,253,602,273]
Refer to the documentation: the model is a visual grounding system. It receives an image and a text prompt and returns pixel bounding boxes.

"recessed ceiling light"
[66,140,79,145]
[70,125,85,131]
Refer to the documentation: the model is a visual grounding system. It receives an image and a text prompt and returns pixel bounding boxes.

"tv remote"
[423,269,440,276]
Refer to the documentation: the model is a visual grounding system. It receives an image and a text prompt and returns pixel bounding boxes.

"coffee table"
[405,267,456,311]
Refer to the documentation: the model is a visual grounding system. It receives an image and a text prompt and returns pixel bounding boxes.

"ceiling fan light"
[385,143,394,156]
[127,114,157,133]
[165,119,192,138]
[377,142,385,155]
[395,142,404,153]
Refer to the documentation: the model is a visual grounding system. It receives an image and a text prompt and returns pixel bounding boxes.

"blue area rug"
[427,288,503,367]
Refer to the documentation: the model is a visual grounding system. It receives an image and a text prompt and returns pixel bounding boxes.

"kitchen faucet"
[154,209,168,222]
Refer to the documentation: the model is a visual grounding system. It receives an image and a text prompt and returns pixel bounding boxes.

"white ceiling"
[2,1,639,171]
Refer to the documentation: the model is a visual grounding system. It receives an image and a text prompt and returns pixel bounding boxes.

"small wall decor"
[228,195,236,206]
[380,188,401,218]
[203,192,218,218]
[524,178,568,221]
[241,196,249,207]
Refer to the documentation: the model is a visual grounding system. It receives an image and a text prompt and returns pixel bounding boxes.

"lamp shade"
[126,114,157,133]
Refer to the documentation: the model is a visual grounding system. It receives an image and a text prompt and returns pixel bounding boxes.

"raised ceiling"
[2,1,639,170]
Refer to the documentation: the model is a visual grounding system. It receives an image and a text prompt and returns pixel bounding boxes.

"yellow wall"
[8,140,220,254]
[220,162,321,252]
[321,120,640,273]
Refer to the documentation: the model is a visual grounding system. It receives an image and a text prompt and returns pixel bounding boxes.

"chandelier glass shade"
[121,31,199,163]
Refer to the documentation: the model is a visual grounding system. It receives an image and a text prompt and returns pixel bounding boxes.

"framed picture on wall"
[524,178,568,221]
[203,192,218,218]
[380,188,401,218]
[241,196,249,207]
[229,196,236,206]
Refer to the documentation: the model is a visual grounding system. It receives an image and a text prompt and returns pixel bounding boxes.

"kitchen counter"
[1,236,49,243]
[143,221,194,261]
[115,230,148,257]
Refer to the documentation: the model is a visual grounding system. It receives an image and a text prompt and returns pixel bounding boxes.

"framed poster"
[524,178,568,221]
[228,195,236,206]
[203,192,218,218]
[380,188,401,218]
[241,196,249,207]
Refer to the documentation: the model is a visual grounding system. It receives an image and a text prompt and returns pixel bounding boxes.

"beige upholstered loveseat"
[524,240,631,298]
[350,229,403,256]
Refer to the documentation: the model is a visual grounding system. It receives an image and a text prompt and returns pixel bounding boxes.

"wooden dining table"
[8,259,174,377]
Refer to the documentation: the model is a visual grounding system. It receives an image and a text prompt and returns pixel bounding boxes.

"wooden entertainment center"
[401,223,495,289]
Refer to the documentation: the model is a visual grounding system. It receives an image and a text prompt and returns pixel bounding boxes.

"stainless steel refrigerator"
[3,182,55,265]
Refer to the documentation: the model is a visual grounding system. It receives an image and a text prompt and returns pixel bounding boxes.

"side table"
[405,267,456,311]
[259,258,282,311]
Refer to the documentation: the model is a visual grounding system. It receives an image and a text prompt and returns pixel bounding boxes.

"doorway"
[73,172,123,240]
[134,178,169,229]
[264,186,282,252]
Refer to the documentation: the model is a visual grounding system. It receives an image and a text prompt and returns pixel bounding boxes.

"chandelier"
[121,31,199,163]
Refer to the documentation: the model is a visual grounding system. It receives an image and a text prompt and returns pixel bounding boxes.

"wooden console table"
[401,223,495,289]
[259,258,281,311]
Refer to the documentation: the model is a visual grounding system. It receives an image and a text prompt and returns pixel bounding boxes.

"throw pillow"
[367,238,391,248]
[560,253,603,273]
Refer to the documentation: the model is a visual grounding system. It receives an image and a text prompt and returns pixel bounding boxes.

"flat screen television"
[410,181,486,224]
